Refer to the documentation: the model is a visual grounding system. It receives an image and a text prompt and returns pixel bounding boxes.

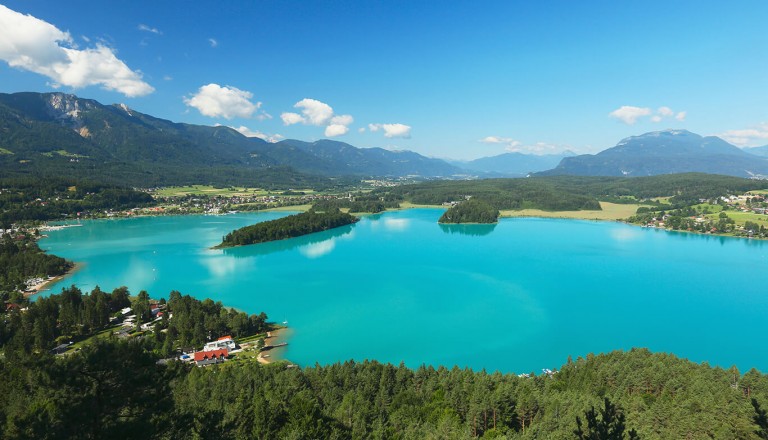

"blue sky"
[1,1,768,159]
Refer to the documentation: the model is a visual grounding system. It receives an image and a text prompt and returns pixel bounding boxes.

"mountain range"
[744,145,768,157]
[1,92,767,185]
[539,130,768,178]
[450,152,575,177]
[0,92,466,186]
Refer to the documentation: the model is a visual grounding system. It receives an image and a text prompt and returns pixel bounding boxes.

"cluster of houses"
[718,194,767,214]
[180,335,238,367]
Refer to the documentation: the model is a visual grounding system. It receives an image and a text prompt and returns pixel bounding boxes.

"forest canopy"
[217,207,358,248]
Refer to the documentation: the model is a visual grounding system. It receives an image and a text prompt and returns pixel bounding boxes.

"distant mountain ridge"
[539,129,768,178]
[453,151,575,176]
[0,92,461,185]
[744,145,768,157]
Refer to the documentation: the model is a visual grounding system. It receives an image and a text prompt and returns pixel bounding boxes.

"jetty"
[261,342,288,351]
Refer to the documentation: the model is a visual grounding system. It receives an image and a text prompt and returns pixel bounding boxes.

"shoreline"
[23,262,83,298]
[257,326,292,364]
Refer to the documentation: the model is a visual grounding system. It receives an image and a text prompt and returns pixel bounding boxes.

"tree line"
[312,192,401,214]
[0,234,72,301]
[0,286,269,359]
[439,199,500,224]
[2,339,768,438]
[0,176,155,225]
[217,207,358,247]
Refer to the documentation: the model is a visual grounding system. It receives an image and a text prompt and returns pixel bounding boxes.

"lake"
[39,208,768,374]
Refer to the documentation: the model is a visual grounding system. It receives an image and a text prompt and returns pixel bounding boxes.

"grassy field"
[398,201,445,209]
[154,185,270,197]
[263,204,312,212]
[154,185,318,197]
[68,324,125,351]
[709,210,768,228]
[499,202,643,221]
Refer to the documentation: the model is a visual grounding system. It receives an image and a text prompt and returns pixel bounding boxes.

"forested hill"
[1,338,767,438]
[0,92,459,186]
[539,129,768,178]
[378,173,768,211]
[217,208,358,247]
[382,178,602,211]
[439,198,500,223]
[0,177,154,226]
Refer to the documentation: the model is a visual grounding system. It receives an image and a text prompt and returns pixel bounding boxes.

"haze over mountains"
[449,152,575,177]
[1,92,767,185]
[539,129,768,178]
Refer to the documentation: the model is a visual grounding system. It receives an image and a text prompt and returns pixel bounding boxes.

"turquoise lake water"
[39,209,768,374]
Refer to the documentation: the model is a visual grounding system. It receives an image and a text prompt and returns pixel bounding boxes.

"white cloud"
[481,136,571,155]
[368,123,411,139]
[0,4,154,97]
[510,142,568,155]
[480,136,520,147]
[610,105,687,125]
[330,114,353,126]
[295,98,334,125]
[719,123,768,147]
[358,127,366,133]
[184,83,260,119]
[281,98,353,137]
[609,106,652,125]
[137,24,161,35]
[208,38,218,48]
[232,125,284,143]
[280,112,304,125]
[163,75,173,81]
[325,124,349,137]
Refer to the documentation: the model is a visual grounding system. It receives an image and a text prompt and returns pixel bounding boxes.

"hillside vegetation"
[0,177,154,226]
[217,208,358,248]
[377,174,768,214]
[439,199,500,223]
[1,332,767,439]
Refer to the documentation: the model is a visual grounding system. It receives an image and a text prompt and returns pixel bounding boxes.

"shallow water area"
[40,209,768,373]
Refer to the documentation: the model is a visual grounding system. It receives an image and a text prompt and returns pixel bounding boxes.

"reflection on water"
[300,239,336,258]
[220,224,355,258]
[439,223,497,236]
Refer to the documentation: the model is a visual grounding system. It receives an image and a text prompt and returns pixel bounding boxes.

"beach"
[23,263,82,298]
[257,326,292,364]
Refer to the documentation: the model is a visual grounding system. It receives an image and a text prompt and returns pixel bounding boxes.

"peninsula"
[215,207,358,248]
[438,198,500,224]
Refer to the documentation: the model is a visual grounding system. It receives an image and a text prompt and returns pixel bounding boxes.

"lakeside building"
[203,335,236,352]
[193,348,228,367]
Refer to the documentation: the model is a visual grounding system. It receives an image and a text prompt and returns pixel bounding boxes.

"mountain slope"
[540,130,768,178]
[274,139,463,176]
[0,91,461,184]
[455,152,574,176]
[744,145,768,157]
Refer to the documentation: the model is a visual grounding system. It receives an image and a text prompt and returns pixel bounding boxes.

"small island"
[215,207,358,248]
[438,198,500,224]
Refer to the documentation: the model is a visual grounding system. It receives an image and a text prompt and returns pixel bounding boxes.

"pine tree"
[574,397,640,440]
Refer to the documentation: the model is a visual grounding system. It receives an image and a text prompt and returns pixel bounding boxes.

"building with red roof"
[193,348,228,366]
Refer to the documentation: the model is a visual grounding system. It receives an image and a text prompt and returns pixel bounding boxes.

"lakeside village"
[47,301,289,367]
[632,192,768,238]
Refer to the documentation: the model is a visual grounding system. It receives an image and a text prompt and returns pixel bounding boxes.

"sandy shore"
[256,326,292,364]
[23,263,82,298]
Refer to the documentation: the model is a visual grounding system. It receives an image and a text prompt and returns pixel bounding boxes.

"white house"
[203,335,236,352]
